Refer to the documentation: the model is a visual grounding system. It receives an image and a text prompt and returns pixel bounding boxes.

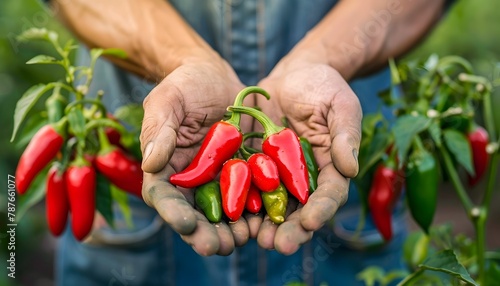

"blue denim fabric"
[56,1,408,285]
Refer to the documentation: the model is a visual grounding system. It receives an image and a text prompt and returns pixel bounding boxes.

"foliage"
[356,55,500,285]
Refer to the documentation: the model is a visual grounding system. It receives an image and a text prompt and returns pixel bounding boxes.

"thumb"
[140,82,182,173]
[328,85,362,178]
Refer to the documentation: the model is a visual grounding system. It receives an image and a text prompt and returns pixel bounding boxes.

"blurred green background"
[0,0,499,285]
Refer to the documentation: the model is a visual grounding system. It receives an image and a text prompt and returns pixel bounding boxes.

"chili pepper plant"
[12,28,144,241]
[355,56,500,285]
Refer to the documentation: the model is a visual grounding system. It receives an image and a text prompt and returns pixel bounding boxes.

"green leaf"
[419,249,477,286]
[11,83,54,142]
[114,103,144,130]
[358,131,391,178]
[428,120,442,147]
[96,174,115,228]
[16,27,50,42]
[403,231,430,269]
[356,266,385,286]
[67,108,86,140]
[26,55,60,65]
[110,185,134,228]
[17,167,49,221]
[443,129,474,176]
[101,48,128,59]
[381,270,410,286]
[14,112,48,150]
[392,114,431,167]
[90,48,127,63]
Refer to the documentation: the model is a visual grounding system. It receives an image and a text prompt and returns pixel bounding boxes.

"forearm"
[289,0,446,80]
[51,0,218,81]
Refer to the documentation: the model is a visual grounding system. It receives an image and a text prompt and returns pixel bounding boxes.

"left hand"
[254,59,362,255]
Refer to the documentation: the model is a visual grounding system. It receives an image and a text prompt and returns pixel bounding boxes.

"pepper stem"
[97,127,114,155]
[239,132,264,159]
[226,86,271,127]
[227,106,284,138]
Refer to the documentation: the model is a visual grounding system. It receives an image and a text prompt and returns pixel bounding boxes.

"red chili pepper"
[245,184,262,214]
[46,164,69,237]
[95,128,143,198]
[228,106,309,204]
[169,121,242,188]
[368,156,404,241]
[16,122,66,195]
[220,158,251,221]
[170,86,270,189]
[467,125,490,186]
[247,153,280,192]
[66,158,96,241]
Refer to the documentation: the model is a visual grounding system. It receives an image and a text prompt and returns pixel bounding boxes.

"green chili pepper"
[405,149,439,234]
[195,181,223,223]
[299,137,319,193]
[261,183,288,224]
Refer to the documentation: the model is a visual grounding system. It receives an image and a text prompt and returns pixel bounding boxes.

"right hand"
[139,57,253,256]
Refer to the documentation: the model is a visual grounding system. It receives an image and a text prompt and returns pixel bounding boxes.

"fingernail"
[143,142,154,163]
[352,148,358,163]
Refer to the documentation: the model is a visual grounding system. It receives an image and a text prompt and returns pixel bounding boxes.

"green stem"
[396,268,425,286]
[226,86,270,127]
[227,106,284,138]
[474,152,500,284]
[474,208,487,285]
[481,152,499,209]
[437,55,474,74]
[85,118,126,135]
[97,127,113,154]
[483,91,497,141]
[438,145,474,213]
[65,98,107,115]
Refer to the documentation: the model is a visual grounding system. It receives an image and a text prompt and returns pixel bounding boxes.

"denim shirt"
[57,1,407,285]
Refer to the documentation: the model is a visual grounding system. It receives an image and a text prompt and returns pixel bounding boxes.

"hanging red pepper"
[46,164,69,237]
[16,121,66,195]
[228,105,309,204]
[368,154,404,241]
[170,87,270,189]
[220,158,251,221]
[467,125,490,186]
[66,157,96,241]
[94,129,143,198]
[245,184,263,214]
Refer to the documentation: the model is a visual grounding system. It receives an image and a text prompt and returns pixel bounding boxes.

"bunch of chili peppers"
[360,57,492,243]
[15,94,143,241]
[170,87,319,224]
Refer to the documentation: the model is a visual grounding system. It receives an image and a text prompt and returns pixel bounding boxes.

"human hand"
[139,58,255,256]
[254,60,362,255]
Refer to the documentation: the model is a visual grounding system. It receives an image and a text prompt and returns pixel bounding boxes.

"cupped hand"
[139,58,254,256]
[254,60,362,255]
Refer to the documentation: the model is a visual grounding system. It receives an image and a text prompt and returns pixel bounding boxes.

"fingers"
[257,199,299,250]
[213,223,235,256]
[257,216,278,250]
[140,82,183,173]
[245,213,264,239]
[300,163,349,231]
[229,218,250,247]
[179,212,220,256]
[274,210,313,255]
[328,83,362,178]
[142,172,198,234]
